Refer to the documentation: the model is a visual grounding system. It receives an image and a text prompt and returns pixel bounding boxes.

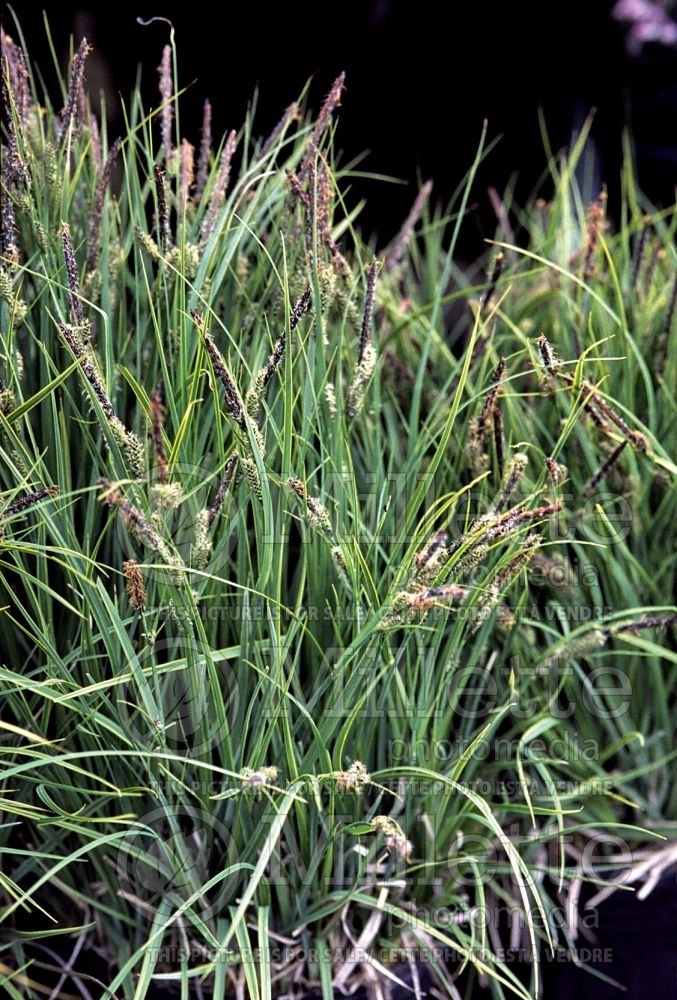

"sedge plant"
[0,18,675,1000]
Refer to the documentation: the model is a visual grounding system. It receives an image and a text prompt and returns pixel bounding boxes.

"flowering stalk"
[123,559,146,613]
[467,358,507,475]
[484,503,562,542]
[612,614,677,635]
[150,380,168,482]
[346,344,377,419]
[357,259,379,367]
[334,761,370,793]
[191,509,212,569]
[202,130,236,241]
[59,325,144,476]
[1,486,58,518]
[58,38,91,149]
[299,71,345,179]
[154,164,171,249]
[545,456,567,486]
[315,161,349,272]
[208,454,238,527]
[245,288,312,420]
[158,44,173,162]
[583,440,628,494]
[241,455,262,503]
[406,582,468,608]
[537,334,560,380]
[576,377,647,451]
[479,358,506,433]
[346,266,381,419]
[370,816,413,861]
[0,146,18,264]
[385,179,433,271]
[1,29,31,123]
[97,478,160,551]
[493,406,505,478]
[415,529,449,569]
[61,223,84,327]
[285,168,315,264]
[261,102,300,158]
[495,452,528,513]
[581,192,607,282]
[194,99,212,204]
[287,477,332,537]
[86,137,122,273]
[58,324,113,417]
[193,310,245,427]
[178,138,194,218]
[472,535,540,632]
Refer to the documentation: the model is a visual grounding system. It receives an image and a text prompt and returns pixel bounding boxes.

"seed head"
[545,456,568,485]
[158,44,173,162]
[371,816,413,861]
[335,761,370,793]
[149,482,184,511]
[61,223,84,327]
[325,383,337,416]
[299,71,345,178]
[202,130,237,241]
[109,417,145,479]
[241,454,262,503]
[150,380,168,482]
[58,38,91,149]
[582,191,607,282]
[357,258,380,366]
[194,99,212,204]
[208,454,238,526]
[86,137,122,272]
[123,559,146,613]
[154,164,172,248]
[496,452,529,512]
[347,343,378,418]
[2,486,58,519]
[97,478,160,552]
[241,765,279,789]
[178,138,195,218]
[191,509,212,570]
[287,477,332,536]
[196,319,245,427]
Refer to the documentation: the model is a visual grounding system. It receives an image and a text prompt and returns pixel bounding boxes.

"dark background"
[4,0,677,252]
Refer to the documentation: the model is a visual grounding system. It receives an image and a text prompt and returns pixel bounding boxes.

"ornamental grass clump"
[0,19,676,1000]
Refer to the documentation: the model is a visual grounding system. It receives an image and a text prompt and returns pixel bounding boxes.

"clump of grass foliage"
[1,17,676,1000]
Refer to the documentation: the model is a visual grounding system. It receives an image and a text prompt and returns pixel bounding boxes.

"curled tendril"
[136,16,175,40]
